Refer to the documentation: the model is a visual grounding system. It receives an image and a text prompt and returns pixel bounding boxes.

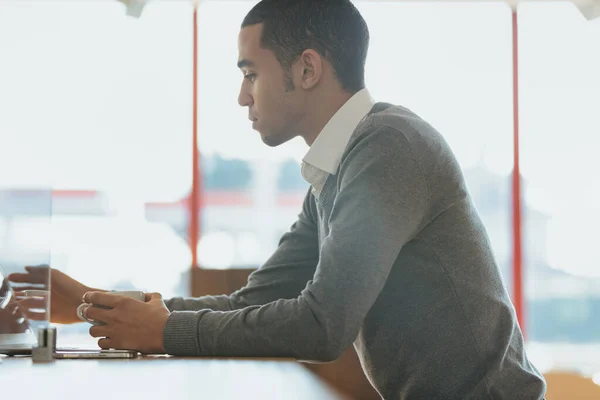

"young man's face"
[237,24,304,147]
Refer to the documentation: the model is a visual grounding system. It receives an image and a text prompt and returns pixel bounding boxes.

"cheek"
[253,83,276,115]
[253,81,265,104]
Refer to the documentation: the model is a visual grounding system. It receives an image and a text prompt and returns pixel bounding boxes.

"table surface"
[0,355,346,400]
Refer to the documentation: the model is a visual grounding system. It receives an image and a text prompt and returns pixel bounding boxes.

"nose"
[238,82,253,108]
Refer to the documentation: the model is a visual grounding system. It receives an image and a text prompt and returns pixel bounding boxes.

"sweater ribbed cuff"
[163,311,205,356]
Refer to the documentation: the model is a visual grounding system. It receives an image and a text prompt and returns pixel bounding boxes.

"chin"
[260,132,289,147]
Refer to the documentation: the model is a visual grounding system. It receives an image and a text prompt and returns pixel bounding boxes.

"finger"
[5,302,19,314]
[11,286,47,293]
[16,299,48,320]
[9,266,49,284]
[89,325,111,339]
[25,265,50,273]
[83,305,113,324]
[22,310,46,321]
[98,338,113,350]
[15,291,49,300]
[17,297,47,311]
[6,301,45,321]
[83,292,124,308]
[7,273,45,284]
[147,292,163,302]
[22,290,49,298]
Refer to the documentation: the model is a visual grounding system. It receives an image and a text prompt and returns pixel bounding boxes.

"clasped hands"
[8,266,171,354]
[81,291,171,354]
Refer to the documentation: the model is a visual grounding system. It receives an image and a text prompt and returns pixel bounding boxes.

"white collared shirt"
[301,88,375,196]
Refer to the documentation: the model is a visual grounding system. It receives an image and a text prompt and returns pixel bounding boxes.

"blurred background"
[0,0,599,387]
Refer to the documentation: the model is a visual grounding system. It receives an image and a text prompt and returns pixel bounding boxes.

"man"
[10,1,546,398]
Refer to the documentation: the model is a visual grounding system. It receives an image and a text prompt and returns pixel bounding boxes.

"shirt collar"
[302,88,375,177]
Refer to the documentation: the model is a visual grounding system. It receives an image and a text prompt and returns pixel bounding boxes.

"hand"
[14,290,49,322]
[8,266,103,324]
[0,305,29,334]
[0,289,29,334]
[83,291,170,354]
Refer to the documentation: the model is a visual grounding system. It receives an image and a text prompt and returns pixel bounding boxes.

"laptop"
[0,265,138,359]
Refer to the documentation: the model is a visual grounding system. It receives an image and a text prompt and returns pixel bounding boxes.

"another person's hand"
[83,291,170,354]
[0,304,29,334]
[8,266,104,324]
[13,290,49,322]
[0,286,29,334]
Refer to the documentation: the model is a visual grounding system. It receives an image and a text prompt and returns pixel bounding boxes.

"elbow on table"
[296,299,358,362]
[299,342,345,363]
[315,341,347,362]
[298,329,352,363]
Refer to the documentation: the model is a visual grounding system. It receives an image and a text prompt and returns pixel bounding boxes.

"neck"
[300,89,354,146]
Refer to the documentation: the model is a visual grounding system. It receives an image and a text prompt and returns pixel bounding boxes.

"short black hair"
[242,0,369,94]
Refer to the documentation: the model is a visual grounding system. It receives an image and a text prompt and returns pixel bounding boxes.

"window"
[357,1,515,288]
[189,1,514,277]
[0,1,194,344]
[2,1,598,371]
[518,2,600,375]
[191,1,309,269]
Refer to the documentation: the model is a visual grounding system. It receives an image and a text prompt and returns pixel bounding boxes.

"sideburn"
[284,70,295,92]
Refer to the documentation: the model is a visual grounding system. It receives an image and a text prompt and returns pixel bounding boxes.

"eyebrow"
[237,59,255,69]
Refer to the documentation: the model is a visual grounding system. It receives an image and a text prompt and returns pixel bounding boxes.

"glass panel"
[519,2,600,376]
[0,0,192,346]
[0,268,37,353]
[0,190,51,352]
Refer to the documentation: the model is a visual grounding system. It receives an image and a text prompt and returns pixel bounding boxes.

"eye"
[244,73,257,82]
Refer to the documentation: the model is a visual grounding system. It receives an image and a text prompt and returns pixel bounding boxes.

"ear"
[296,49,323,90]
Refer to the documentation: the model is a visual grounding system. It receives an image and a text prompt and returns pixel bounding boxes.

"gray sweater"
[163,103,546,399]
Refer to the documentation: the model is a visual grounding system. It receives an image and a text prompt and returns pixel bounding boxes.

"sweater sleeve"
[163,188,320,313]
[163,125,429,360]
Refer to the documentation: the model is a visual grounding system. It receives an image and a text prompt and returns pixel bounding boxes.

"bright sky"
[0,0,599,277]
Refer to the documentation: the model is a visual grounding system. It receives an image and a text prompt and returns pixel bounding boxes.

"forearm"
[164,294,234,312]
[165,190,319,313]
[163,293,336,361]
[163,263,316,312]
[163,261,317,313]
